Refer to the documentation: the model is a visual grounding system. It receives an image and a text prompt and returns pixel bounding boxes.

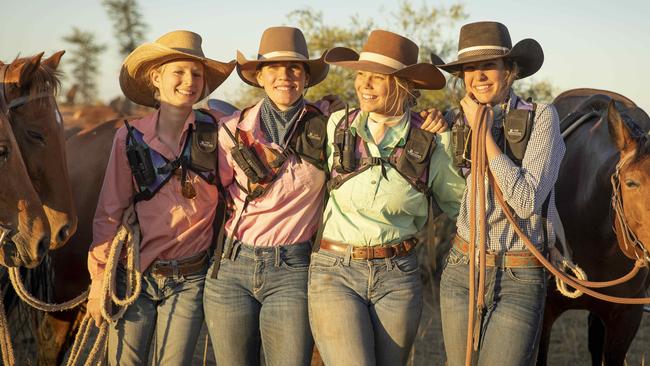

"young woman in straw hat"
[433,21,565,365]
[86,30,235,365]
[307,29,466,366]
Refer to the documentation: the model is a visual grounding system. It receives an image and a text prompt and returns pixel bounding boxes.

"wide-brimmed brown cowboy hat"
[433,21,543,79]
[236,26,329,88]
[120,30,236,107]
[324,29,445,90]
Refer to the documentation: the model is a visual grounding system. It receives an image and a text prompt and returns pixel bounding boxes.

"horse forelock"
[6,56,61,100]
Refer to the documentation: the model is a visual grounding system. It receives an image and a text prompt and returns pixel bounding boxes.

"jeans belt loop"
[274,246,281,268]
[171,259,179,278]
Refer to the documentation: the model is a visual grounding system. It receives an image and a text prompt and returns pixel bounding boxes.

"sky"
[1,0,649,111]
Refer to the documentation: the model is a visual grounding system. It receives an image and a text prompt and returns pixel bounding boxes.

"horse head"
[607,100,650,261]
[0,107,51,267]
[1,51,78,249]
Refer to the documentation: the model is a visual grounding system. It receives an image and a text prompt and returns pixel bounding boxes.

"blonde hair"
[384,75,418,115]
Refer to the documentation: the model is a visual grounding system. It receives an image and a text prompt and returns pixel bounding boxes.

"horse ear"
[42,51,65,71]
[607,100,636,157]
[14,52,44,88]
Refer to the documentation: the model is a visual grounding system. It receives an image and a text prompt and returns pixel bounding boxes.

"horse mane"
[617,105,650,163]
[9,55,62,98]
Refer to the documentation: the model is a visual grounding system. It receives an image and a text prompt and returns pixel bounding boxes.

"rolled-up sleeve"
[429,130,466,220]
[87,127,134,300]
[488,104,565,218]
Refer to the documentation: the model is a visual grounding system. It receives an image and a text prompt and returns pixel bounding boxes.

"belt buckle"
[352,246,371,260]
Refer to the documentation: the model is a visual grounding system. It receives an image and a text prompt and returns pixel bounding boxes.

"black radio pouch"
[294,113,327,168]
[504,107,534,165]
[231,145,269,184]
[395,128,436,178]
[191,121,218,172]
[125,122,156,187]
[451,122,471,168]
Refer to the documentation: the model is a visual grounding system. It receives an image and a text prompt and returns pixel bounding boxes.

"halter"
[610,154,650,263]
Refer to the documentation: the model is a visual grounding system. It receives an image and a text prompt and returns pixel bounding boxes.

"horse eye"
[625,179,640,189]
[0,145,9,162]
[27,130,46,145]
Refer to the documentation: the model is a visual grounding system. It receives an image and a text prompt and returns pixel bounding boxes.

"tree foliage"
[230,1,468,110]
[62,28,107,104]
[102,0,148,57]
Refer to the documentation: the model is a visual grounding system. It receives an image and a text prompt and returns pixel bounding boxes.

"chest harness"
[328,107,440,215]
[124,109,219,203]
[451,96,537,169]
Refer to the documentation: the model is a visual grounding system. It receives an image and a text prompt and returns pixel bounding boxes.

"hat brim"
[434,39,543,79]
[236,50,329,88]
[325,47,445,90]
[120,43,236,108]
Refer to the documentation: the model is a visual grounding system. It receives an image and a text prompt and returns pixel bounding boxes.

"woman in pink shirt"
[86,30,234,365]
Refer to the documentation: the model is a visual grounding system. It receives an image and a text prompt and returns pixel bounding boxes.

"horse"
[537,89,650,366]
[1,52,78,250]
[0,99,50,268]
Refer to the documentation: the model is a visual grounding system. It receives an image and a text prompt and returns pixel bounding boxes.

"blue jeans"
[107,262,206,365]
[203,241,313,366]
[440,247,548,366]
[308,249,423,366]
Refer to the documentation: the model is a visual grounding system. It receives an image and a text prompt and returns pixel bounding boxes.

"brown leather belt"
[149,251,208,277]
[319,239,417,260]
[452,235,543,268]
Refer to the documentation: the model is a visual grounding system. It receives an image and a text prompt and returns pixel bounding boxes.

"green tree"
[62,28,107,104]
[103,0,147,57]
[231,1,468,110]
[514,78,556,104]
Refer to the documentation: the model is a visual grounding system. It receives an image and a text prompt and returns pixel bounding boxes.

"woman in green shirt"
[308,29,466,366]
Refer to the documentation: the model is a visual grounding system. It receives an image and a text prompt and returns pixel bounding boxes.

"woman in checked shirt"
[433,21,566,366]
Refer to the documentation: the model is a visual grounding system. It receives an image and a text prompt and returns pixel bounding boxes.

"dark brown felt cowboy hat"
[433,21,544,79]
[237,26,329,88]
[325,29,445,90]
[120,30,236,107]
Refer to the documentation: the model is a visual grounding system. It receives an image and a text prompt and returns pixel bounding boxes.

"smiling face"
[355,71,405,116]
[151,60,205,108]
[256,61,308,111]
[461,58,511,105]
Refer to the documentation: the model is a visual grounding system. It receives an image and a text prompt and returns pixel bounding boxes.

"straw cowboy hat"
[324,29,445,90]
[433,21,544,79]
[237,26,329,88]
[120,30,236,107]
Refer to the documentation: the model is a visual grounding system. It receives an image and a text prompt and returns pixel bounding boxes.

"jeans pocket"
[281,253,310,272]
[309,251,340,271]
[445,247,469,268]
[392,252,420,275]
[505,267,546,285]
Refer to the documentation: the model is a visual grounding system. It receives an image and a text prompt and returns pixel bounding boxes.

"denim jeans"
[107,262,206,365]
[203,241,313,366]
[308,249,423,366]
[439,246,548,366]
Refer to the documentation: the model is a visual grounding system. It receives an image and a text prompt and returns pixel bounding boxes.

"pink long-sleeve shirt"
[88,109,222,300]
[218,100,327,246]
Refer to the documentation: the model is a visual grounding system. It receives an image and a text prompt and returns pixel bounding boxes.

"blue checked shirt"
[453,90,566,252]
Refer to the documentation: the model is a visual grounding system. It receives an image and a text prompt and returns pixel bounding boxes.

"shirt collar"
[236,99,308,149]
[137,109,196,158]
[350,110,410,149]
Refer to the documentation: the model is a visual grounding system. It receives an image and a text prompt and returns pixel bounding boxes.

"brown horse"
[1,52,78,250]
[538,89,650,366]
[0,101,50,268]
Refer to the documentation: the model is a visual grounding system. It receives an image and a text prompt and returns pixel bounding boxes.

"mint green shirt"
[321,109,466,246]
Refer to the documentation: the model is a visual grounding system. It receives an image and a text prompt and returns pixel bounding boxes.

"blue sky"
[2,0,648,111]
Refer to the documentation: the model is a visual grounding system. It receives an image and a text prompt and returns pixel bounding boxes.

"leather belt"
[149,251,208,277]
[452,235,543,268]
[319,239,417,260]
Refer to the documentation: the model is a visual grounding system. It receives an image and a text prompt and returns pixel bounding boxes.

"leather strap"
[319,239,417,260]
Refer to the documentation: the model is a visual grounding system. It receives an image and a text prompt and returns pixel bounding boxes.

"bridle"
[610,153,650,263]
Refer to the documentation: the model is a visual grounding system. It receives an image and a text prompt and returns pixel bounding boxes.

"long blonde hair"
[384,75,418,115]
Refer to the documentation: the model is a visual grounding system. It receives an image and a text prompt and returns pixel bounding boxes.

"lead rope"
[465,105,492,365]
[0,293,15,366]
[65,205,141,366]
